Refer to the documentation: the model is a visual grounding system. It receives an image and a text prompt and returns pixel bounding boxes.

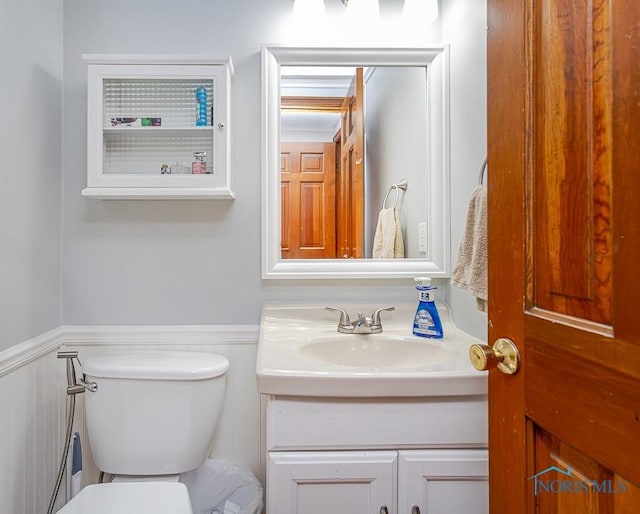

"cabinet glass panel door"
[102,78,215,176]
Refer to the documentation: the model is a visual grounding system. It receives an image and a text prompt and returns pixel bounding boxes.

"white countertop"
[256,303,487,398]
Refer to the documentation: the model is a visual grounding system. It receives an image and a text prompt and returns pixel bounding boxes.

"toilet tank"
[83,351,229,476]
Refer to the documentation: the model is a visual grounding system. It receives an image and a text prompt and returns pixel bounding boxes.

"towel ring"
[382,179,408,209]
[478,158,488,185]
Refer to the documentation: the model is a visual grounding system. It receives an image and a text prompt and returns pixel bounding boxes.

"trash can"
[181,459,264,514]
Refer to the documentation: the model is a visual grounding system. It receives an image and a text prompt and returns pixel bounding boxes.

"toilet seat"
[56,482,193,514]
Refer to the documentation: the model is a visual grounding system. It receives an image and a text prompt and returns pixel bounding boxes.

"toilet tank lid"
[83,351,229,380]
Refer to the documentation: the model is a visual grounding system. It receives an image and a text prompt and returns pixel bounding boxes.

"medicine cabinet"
[82,55,234,199]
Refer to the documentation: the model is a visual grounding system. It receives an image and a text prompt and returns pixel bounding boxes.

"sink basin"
[256,303,487,397]
[298,335,449,368]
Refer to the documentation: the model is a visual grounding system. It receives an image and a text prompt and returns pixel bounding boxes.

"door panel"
[533,0,612,324]
[299,182,327,248]
[281,142,336,259]
[533,429,620,514]
[488,0,640,512]
[281,181,291,253]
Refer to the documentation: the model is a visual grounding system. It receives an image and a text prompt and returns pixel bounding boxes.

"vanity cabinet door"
[268,450,397,514]
[398,449,488,514]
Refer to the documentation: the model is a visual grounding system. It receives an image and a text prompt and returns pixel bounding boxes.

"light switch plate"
[418,222,427,253]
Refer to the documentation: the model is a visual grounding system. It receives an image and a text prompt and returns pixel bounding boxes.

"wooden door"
[487,0,640,512]
[281,142,336,259]
[337,67,364,259]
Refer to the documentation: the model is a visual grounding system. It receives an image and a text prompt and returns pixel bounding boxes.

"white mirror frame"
[261,44,450,279]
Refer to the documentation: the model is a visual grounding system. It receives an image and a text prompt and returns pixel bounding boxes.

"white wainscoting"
[0,325,261,514]
[0,328,68,514]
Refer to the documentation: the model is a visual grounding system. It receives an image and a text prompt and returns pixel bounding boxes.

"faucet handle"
[355,313,373,326]
[325,307,352,327]
[371,306,396,326]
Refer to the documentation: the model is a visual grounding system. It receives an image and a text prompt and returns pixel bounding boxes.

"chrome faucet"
[326,306,395,334]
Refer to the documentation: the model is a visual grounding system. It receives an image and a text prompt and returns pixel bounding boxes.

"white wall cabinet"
[265,396,488,514]
[82,55,233,199]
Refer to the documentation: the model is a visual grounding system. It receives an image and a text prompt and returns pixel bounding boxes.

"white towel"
[372,207,405,259]
[452,185,488,312]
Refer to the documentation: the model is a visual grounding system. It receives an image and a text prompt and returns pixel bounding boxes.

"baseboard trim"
[60,324,260,345]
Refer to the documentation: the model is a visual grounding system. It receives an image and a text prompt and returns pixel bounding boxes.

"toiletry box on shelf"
[82,54,234,199]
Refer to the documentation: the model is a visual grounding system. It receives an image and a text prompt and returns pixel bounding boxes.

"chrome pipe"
[47,388,76,514]
[48,350,91,513]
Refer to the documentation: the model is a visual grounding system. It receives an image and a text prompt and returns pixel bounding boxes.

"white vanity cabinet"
[265,396,489,514]
[82,55,233,199]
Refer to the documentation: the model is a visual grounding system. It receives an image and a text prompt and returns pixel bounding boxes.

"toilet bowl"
[57,351,229,513]
[57,482,193,514]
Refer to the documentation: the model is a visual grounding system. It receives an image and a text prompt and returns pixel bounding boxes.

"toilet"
[56,482,193,514]
[58,351,229,514]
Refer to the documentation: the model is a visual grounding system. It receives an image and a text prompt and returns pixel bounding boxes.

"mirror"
[262,45,450,278]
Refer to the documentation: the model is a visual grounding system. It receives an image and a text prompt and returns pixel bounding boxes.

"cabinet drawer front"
[267,396,488,450]
[268,451,397,514]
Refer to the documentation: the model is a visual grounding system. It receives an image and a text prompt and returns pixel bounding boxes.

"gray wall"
[444,0,489,338]
[58,0,487,337]
[0,0,63,351]
[365,67,428,259]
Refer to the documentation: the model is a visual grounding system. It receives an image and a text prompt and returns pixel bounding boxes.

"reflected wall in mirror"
[262,46,450,278]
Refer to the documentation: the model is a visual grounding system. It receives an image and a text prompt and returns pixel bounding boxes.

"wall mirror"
[262,45,450,278]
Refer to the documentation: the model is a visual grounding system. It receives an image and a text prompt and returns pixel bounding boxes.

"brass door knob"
[469,337,520,375]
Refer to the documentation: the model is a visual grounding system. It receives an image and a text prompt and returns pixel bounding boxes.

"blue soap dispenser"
[412,277,444,339]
